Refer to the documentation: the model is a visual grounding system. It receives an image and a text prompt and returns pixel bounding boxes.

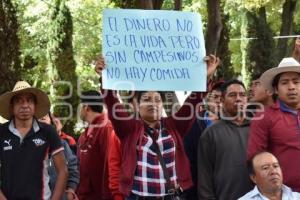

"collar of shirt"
[144,121,162,140]
[278,100,300,129]
[204,110,213,127]
[90,113,108,125]
[86,113,108,136]
[222,117,250,127]
[9,119,40,142]
[247,185,293,200]
[279,100,298,115]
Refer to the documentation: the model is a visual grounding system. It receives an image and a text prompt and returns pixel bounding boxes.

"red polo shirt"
[248,101,300,191]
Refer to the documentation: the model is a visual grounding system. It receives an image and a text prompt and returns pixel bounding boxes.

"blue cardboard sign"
[102,9,206,91]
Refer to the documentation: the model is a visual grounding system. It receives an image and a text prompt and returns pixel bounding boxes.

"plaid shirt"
[132,125,177,197]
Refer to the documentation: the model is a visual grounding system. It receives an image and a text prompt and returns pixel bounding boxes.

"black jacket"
[183,111,207,200]
[197,119,253,200]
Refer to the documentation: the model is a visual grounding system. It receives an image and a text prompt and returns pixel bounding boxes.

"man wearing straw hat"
[0,81,68,200]
[248,57,300,192]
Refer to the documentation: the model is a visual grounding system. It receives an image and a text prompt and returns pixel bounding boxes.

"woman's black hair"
[136,91,165,103]
[271,73,283,91]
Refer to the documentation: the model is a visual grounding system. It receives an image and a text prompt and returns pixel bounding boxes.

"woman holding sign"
[96,55,219,200]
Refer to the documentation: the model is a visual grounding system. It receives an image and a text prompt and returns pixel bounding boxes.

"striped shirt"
[132,125,177,197]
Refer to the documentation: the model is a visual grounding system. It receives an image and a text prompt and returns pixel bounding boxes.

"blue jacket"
[49,140,79,200]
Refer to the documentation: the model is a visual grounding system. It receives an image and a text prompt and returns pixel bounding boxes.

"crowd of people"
[1,40,300,200]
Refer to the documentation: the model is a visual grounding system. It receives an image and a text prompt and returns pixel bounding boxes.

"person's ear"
[250,174,257,184]
[86,105,91,112]
[221,95,225,103]
[266,90,273,97]
[274,87,278,95]
[9,103,13,115]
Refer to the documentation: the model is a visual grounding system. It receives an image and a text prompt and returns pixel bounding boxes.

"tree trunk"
[137,0,163,10]
[124,0,132,8]
[205,0,223,55]
[0,0,21,94]
[215,0,234,80]
[174,0,182,11]
[276,0,297,61]
[138,0,153,9]
[153,0,164,10]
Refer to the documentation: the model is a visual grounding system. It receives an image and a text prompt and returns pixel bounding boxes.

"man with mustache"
[239,152,300,199]
[0,81,68,200]
[248,57,300,192]
[197,79,253,200]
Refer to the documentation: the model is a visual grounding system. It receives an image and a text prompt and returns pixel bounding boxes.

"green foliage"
[225,0,285,83]
[69,0,115,94]
[47,0,78,134]
[110,0,138,8]
[240,12,251,86]
[15,0,50,87]
[294,1,300,29]
[69,0,115,67]
[226,0,282,11]
[4,0,300,133]
[246,8,276,80]
[182,0,207,29]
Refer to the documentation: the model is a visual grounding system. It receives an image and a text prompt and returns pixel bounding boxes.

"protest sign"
[102,9,206,91]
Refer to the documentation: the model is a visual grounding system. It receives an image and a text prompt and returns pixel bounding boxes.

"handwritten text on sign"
[102,9,206,91]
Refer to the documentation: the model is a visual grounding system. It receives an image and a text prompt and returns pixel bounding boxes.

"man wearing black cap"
[76,90,114,200]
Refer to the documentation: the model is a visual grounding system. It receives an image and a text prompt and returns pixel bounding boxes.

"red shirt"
[108,133,125,200]
[248,101,300,191]
[76,114,114,200]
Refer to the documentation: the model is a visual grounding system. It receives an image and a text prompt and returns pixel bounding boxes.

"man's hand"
[292,37,300,62]
[204,54,220,80]
[95,55,105,75]
[0,191,7,200]
[65,188,79,200]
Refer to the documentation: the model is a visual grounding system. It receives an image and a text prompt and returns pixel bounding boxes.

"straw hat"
[260,57,300,93]
[0,81,50,120]
[0,116,8,124]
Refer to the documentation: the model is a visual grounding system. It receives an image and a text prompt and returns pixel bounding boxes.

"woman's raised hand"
[204,54,220,80]
[95,55,105,76]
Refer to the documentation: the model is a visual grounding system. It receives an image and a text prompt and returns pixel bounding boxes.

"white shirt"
[238,185,300,200]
